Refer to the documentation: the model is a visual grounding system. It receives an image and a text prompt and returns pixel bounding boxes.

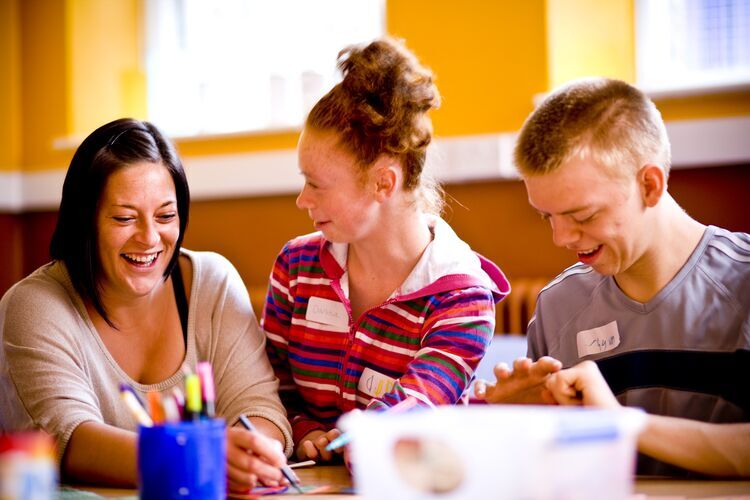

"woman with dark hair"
[0,118,292,490]
[262,38,510,462]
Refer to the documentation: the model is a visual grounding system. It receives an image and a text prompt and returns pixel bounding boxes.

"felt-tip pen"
[120,388,153,427]
[196,361,216,418]
[184,373,202,421]
[146,391,166,425]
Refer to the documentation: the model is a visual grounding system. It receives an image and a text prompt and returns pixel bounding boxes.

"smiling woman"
[0,118,294,492]
[95,163,180,309]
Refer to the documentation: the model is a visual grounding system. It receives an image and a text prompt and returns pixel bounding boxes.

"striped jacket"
[262,217,509,445]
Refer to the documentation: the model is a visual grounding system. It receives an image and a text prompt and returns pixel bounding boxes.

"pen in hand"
[238,414,304,494]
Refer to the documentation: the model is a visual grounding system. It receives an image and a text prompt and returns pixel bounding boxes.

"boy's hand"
[545,360,620,408]
[474,356,562,404]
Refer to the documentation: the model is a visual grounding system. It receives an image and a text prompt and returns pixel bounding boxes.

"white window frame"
[144,0,385,137]
[636,0,750,96]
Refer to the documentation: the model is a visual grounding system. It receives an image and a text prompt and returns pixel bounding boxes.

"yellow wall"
[547,0,635,87]
[20,0,71,170]
[388,0,548,135]
[66,0,145,138]
[0,0,22,171]
[17,0,144,172]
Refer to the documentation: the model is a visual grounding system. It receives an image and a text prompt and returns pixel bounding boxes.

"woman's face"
[295,128,380,243]
[96,161,180,301]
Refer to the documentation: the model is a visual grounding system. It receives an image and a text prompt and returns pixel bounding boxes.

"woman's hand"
[296,429,344,462]
[226,426,287,492]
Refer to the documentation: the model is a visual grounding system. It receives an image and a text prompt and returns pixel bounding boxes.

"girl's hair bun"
[307,37,440,193]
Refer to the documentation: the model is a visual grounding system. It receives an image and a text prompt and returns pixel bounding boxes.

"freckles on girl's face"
[296,128,379,243]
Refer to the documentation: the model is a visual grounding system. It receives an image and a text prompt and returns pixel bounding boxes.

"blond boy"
[475,78,750,476]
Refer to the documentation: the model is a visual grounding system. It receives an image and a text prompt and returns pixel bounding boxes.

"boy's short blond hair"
[514,77,671,179]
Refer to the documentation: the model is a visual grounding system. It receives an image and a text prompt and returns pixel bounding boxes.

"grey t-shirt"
[527,226,750,476]
[0,249,293,461]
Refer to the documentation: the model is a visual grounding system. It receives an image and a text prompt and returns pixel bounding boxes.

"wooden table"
[633,476,750,498]
[69,465,750,498]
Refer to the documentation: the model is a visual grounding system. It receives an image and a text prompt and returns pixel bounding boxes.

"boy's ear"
[638,164,666,207]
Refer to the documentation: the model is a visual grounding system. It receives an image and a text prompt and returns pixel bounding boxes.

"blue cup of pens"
[123,361,227,499]
[138,419,226,500]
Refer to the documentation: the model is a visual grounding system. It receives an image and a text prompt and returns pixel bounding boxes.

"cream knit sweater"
[0,249,292,460]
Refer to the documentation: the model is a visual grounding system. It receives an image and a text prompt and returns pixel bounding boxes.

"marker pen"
[184,373,202,421]
[120,389,153,427]
[196,361,216,418]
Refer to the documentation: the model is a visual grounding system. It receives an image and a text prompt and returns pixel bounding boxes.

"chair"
[495,277,548,335]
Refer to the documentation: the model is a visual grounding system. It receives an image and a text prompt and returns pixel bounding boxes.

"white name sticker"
[576,320,621,358]
[358,367,396,398]
[305,296,349,327]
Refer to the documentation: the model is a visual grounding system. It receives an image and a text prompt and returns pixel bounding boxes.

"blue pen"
[324,432,352,452]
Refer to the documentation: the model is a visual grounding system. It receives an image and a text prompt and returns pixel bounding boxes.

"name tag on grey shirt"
[577,320,620,358]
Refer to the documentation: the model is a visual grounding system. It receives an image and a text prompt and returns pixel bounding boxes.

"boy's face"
[523,156,651,279]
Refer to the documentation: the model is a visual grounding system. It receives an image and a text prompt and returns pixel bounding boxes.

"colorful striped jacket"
[262,217,510,445]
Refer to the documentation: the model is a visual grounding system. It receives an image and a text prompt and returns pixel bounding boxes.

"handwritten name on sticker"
[359,367,396,398]
[576,320,620,358]
[306,296,349,327]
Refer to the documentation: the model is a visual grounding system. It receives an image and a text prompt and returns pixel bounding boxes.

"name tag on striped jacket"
[359,367,396,398]
[306,296,349,327]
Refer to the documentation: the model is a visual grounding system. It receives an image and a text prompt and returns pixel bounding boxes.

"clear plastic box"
[340,405,646,500]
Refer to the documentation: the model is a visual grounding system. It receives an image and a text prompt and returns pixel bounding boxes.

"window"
[145,0,385,137]
[636,0,750,94]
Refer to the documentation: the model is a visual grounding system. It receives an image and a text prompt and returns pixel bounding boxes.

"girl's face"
[96,161,180,301]
[296,128,380,243]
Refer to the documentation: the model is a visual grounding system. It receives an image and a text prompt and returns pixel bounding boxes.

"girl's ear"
[638,164,666,208]
[371,159,401,202]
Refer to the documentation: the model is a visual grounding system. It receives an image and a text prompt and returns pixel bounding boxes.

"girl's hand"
[296,428,344,462]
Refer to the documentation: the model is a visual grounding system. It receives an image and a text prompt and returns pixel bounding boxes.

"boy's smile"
[523,156,650,280]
